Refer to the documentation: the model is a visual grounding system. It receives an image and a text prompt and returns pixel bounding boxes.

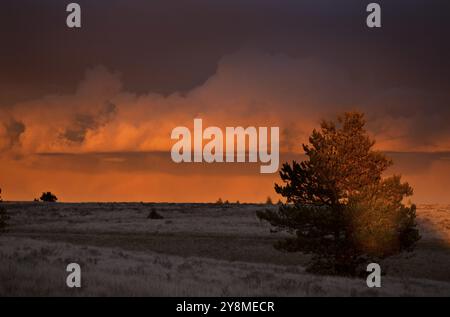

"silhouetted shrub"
[147,208,164,219]
[265,197,273,205]
[257,112,420,276]
[216,198,223,205]
[40,192,58,203]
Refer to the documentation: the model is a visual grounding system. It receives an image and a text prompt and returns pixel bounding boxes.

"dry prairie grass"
[0,203,450,296]
[1,237,450,297]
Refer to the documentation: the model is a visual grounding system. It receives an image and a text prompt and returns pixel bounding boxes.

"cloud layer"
[2,50,450,157]
[1,50,450,203]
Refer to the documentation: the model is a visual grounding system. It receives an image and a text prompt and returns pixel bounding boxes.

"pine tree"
[257,112,420,276]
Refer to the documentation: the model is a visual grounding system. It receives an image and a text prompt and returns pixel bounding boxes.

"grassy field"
[0,202,450,296]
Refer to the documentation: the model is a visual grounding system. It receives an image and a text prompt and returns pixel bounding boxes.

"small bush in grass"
[147,208,164,219]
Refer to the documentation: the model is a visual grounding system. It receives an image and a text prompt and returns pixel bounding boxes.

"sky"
[1,0,450,203]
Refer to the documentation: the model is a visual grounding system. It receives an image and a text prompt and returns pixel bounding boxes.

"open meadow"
[0,202,450,296]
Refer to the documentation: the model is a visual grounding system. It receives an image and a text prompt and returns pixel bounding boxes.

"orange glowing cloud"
[1,50,450,202]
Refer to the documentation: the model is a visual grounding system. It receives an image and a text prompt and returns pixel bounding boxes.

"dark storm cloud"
[1,0,449,105]
[0,0,450,154]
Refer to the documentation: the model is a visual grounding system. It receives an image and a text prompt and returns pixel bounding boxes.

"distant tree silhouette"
[216,198,223,205]
[257,112,420,276]
[265,197,273,205]
[40,192,58,203]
